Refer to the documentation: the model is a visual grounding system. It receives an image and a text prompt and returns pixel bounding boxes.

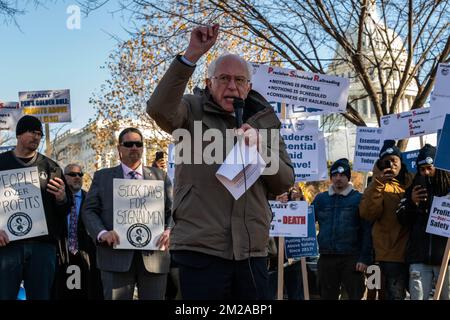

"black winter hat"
[330,158,351,180]
[416,144,436,169]
[16,115,43,137]
[379,140,401,160]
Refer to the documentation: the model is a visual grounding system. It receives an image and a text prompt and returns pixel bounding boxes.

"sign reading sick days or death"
[0,167,48,241]
[269,201,308,237]
[380,108,435,140]
[353,127,384,172]
[113,179,165,250]
[252,64,350,116]
[0,101,22,131]
[280,119,319,176]
[285,206,318,258]
[426,196,450,238]
[19,89,71,123]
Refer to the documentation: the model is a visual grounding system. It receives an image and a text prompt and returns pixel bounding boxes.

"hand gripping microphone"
[233,97,245,129]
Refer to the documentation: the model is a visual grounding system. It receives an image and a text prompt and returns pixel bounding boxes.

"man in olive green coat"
[147,24,294,299]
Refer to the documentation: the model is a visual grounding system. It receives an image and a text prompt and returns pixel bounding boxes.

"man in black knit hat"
[312,158,372,300]
[0,115,71,300]
[397,144,450,300]
[360,139,413,300]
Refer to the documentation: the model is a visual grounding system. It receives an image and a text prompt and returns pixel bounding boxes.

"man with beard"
[82,128,173,300]
[0,115,70,300]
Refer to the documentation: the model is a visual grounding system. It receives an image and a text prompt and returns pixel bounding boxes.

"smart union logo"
[441,67,449,76]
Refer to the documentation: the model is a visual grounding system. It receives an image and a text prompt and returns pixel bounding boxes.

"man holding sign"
[397,144,450,299]
[0,115,70,300]
[82,128,173,300]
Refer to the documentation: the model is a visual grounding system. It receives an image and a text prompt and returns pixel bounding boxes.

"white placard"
[296,132,328,182]
[353,127,384,172]
[281,119,319,176]
[433,63,450,98]
[252,64,350,116]
[380,108,434,140]
[167,143,175,184]
[269,201,308,237]
[0,101,22,131]
[19,89,71,123]
[0,167,48,241]
[113,179,165,250]
[426,196,450,238]
[429,95,449,130]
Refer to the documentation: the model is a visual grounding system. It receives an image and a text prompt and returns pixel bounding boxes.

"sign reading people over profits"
[19,89,71,123]
[0,167,48,241]
[252,64,349,116]
[426,196,450,238]
[113,179,165,250]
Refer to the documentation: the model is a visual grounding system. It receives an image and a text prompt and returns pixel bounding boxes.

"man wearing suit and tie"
[53,163,103,299]
[82,127,173,300]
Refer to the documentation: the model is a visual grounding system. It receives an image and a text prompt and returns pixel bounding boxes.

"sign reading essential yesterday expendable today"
[252,64,350,116]
[269,200,308,237]
[0,167,48,241]
[426,196,450,238]
[281,119,319,177]
[18,89,71,123]
[0,101,22,131]
[353,127,384,172]
[113,179,165,250]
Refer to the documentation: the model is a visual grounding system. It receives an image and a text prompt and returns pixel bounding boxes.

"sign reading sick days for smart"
[269,201,308,237]
[426,196,450,238]
[380,108,434,140]
[113,179,165,250]
[281,119,319,176]
[19,89,71,123]
[0,167,47,241]
[252,64,350,115]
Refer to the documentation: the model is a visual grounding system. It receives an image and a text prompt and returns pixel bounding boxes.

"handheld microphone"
[233,97,245,129]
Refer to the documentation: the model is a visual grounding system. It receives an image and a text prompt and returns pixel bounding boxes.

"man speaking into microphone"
[147,24,294,299]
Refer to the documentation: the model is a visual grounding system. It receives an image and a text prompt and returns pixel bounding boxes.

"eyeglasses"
[66,172,84,177]
[211,75,250,87]
[121,141,144,148]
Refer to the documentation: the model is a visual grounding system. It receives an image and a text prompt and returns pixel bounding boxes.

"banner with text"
[285,206,319,258]
[252,64,350,116]
[0,167,47,241]
[19,89,71,123]
[380,108,434,140]
[0,101,22,131]
[269,201,308,237]
[401,149,420,173]
[426,196,450,238]
[353,127,384,172]
[430,64,450,129]
[296,132,328,182]
[113,179,165,250]
[281,119,319,177]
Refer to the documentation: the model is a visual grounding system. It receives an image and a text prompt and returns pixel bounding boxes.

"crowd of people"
[1,24,449,301]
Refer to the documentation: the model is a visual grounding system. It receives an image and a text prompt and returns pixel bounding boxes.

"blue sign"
[435,114,450,172]
[285,206,318,258]
[401,149,420,173]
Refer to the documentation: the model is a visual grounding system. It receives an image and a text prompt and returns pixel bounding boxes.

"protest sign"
[0,167,48,241]
[19,89,71,123]
[401,149,420,173]
[167,143,175,184]
[426,196,450,238]
[435,114,450,172]
[353,127,384,172]
[380,108,434,140]
[433,63,450,98]
[0,101,22,131]
[285,206,318,258]
[269,201,308,237]
[113,179,165,250]
[296,132,328,182]
[252,64,349,116]
[429,64,450,130]
[281,119,319,176]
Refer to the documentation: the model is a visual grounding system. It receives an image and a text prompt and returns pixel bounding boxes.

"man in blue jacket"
[312,158,372,300]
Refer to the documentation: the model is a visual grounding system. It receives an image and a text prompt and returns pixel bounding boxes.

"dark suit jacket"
[81,165,173,273]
